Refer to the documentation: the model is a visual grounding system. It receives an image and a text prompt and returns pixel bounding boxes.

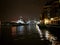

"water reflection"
[17,26,25,35]
[27,22,37,33]
[16,16,25,36]
[36,24,43,38]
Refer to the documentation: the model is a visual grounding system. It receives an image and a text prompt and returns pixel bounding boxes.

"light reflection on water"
[11,25,48,38]
[17,26,25,35]
[11,24,40,39]
[11,24,57,42]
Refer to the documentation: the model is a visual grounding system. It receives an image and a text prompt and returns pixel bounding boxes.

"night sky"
[0,0,50,21]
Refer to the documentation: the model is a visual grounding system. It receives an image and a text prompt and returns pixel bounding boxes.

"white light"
[36,24,43,38]
[51,18,54,20]
[16,19,25,24]
[36,21,40,24]
[45,31,49,40]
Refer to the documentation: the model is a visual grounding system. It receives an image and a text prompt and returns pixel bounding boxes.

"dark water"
[1,24,60,45]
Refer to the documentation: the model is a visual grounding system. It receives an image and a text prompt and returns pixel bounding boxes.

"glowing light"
[51,18,54,20]
[36,24,43,38]
[36,21,40,24]
[44,18,50,24]
[16,19,25,24]
[45,31,50,40]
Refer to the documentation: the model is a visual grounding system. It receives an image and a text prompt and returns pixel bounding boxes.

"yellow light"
[50,18,54,20]
[44,18,50,24]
